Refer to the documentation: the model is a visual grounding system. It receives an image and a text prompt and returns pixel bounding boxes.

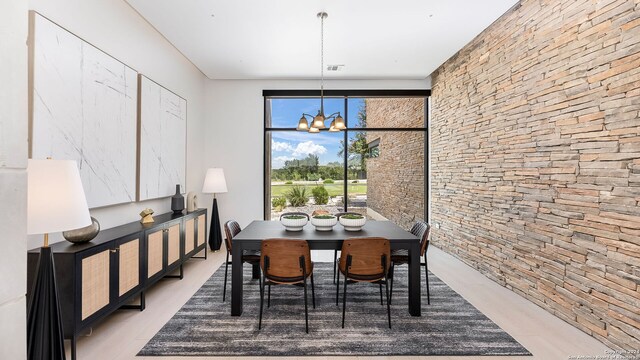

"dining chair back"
[410,221,431,256]
[339,237,390,281]
[223,220,241,252]
[260,239,312,283]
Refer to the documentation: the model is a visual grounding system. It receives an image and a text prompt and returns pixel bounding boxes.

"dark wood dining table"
[230,220,422,316]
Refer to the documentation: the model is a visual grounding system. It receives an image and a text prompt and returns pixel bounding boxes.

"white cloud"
[270,139,328,168]
[292,141,327,157]
[272,140,293,152]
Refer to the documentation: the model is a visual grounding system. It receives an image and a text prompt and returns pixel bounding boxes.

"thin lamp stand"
[27,233,66,360]
[208,193,223,251]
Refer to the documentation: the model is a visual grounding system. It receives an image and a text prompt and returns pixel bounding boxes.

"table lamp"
[27,159,92,360]
[202,168,227,251]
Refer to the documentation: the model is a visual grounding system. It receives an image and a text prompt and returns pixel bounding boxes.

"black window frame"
[263,89,431,222]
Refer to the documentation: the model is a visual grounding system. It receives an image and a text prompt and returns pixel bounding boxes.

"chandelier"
[296,12,346,133]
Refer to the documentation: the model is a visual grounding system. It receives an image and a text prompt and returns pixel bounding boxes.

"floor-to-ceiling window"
[264,90,429,229]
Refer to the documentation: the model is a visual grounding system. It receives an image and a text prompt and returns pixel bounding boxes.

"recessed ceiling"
[125,0,518,80]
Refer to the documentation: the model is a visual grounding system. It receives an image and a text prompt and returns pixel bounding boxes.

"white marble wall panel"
[138,75,186,201]
[31,14,137,208]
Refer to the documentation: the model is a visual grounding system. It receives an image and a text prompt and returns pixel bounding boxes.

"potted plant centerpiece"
[339,213,367,231]
[280,213,309,231]
[310,213,338,231]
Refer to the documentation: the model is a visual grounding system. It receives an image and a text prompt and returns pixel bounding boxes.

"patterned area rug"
[138,262,531,356]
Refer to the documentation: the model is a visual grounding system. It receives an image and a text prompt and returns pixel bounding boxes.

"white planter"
[339,216,367,231]
[310,216,338,231]
[280,216,308,231]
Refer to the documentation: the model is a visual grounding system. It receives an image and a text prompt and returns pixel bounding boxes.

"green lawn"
[271,183,367,197]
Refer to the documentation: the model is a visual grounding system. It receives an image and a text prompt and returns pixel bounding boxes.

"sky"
[270,98,365,169]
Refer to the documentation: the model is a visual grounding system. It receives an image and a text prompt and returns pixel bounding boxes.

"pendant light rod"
[296,11,346,132]
[318,12,327,115]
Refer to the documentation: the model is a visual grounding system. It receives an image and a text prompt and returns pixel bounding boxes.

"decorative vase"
[171,184,185,214]
[186,191,198,212]
[63,217,100,244]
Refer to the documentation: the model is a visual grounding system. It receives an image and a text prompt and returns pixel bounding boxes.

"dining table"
[230,220,422,317]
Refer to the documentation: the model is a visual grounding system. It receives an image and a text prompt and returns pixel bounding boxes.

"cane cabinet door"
[197,214,206,247]
[166,223,181,267]
[115,234,143,300]
[184,218,195,256]
[79,246,111,322]
[146,228,164,280]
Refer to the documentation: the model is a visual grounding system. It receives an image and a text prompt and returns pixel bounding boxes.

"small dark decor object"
[62,216,100,244]
[171,184,185,214]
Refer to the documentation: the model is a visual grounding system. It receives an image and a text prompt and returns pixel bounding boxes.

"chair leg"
[384,278,391,329]
[389,263,394,305]
[258,274,265,330]
[333,250,338,284]
[379,282,383,305]
[303,277,309,334]
[425,254,430,305]
[222,253,229,302]
[267,283,271,308]
[310,273,316,309]
[341,271,348,328]
[336,268,340,306]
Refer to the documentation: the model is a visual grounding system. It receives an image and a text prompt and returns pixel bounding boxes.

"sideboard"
[26,209,207,360]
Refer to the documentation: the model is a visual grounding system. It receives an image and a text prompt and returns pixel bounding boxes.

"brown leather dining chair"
[259,239,315,333]
[388,221,432,304]
[222,220,261,302]
[332,212,364,284]
[336,237,392,329]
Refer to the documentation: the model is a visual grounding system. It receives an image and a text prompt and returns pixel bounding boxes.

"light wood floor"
[70,246,610,360]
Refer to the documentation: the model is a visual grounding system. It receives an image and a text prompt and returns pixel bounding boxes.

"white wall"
[0,0,28,357]
[27,0,208,249]
[204,79,430,230]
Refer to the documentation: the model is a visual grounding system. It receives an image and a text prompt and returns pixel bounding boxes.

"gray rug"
[138,263,531,356]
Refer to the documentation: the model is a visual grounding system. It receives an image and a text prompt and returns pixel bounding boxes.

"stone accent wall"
[430,0,640,351]
[365,98,425,229]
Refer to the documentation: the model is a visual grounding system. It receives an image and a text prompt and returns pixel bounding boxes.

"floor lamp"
[27,159,92,360]
[202,168,227,251]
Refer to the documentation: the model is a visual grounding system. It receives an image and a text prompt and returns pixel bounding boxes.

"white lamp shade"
[202,168,228,194]
[27,159,92,235]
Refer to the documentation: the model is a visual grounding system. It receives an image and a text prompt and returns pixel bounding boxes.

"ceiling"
[125,0,518,80]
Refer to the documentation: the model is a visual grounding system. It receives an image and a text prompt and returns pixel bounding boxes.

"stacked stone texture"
[365,98,425,230]
[430,0,640,350]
